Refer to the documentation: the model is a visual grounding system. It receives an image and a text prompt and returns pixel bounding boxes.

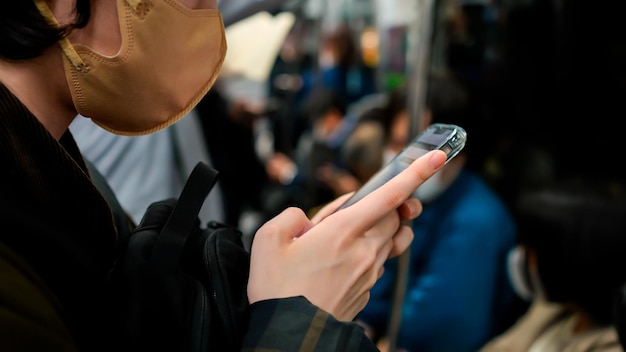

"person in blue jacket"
[287,24,376,151]
[357,72,518,351]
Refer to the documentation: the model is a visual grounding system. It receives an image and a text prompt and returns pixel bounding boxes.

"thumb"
[253,207,313,245]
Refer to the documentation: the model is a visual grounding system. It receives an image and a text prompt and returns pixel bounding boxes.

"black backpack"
[103,162,250,351]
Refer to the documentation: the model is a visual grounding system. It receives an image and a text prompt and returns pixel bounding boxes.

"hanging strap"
[150,162,219,272]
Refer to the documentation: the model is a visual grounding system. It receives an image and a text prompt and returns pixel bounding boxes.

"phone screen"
[336,124,466,211]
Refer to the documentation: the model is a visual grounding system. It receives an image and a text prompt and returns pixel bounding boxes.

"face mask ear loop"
[33,0,90,73]
[507,246,535,301]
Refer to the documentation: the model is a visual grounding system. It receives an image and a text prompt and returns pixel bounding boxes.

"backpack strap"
[150,162,219,272]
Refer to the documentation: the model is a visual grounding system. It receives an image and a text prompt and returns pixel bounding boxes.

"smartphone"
[336,123,467,211]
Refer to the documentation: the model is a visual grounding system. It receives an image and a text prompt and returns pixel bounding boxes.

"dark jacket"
[0,84,376,352]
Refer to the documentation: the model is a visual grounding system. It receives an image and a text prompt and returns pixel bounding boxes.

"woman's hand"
[247,150,447,321]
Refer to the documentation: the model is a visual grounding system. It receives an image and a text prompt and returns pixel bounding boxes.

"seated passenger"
[481,179,626,352]
[263,87,350,214]
[357,73,518,352]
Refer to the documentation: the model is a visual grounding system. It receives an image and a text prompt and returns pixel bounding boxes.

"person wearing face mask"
[481,178,626,352]
[318,113,388,201]
[356,72,517,352]
[303,24,375,108]
[286,25,376,154]
[68,0,290,230]
[0,1,450,351]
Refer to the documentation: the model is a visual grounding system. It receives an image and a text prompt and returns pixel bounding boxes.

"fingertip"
[398,198,422,221]
[389,227,414,258]
[377,265,385,279]
[429,150,447,170]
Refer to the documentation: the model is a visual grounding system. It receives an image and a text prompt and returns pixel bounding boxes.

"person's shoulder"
[439,172,516,238]
[568,327,622,352]
[0,243,78,351]
[479,300,569,352]
[455,171,512,213]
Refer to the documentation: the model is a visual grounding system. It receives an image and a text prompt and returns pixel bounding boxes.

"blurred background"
[212,2,626,349]
[206,3,626,349]
[216,0,626,214]
[72,0,626,237]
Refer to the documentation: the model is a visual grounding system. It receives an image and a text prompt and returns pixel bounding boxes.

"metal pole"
[385,1,438,351]
[406,0,437,140]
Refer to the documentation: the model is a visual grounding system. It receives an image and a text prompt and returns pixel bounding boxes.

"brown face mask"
[35,0,227,136]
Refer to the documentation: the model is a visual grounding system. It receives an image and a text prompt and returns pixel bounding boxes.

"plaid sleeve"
[241,296,379,352]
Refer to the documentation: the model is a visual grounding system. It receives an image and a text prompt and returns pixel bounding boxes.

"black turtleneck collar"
[0,83,118,348]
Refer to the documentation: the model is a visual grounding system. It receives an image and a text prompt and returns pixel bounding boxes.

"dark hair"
[380,86,408,136]
[341,120,385,182]
[0,0,91,61]
[377,73,470,149]
[425,72,470,127]
[320,25,357,69]
[515,179,626,324]
[300,87,348,124]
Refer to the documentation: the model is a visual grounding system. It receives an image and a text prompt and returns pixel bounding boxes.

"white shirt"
[70,110,225,226]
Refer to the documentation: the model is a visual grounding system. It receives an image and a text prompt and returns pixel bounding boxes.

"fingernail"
[429,150,447,169]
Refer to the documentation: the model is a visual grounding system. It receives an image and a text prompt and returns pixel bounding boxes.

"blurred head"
[423,72,470,130]
[341,120,386,183]
[318,25,357,69]
[380,72,470,153]
[513,179,626,325]
[379,73,470,203]
[301,87,347,139]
